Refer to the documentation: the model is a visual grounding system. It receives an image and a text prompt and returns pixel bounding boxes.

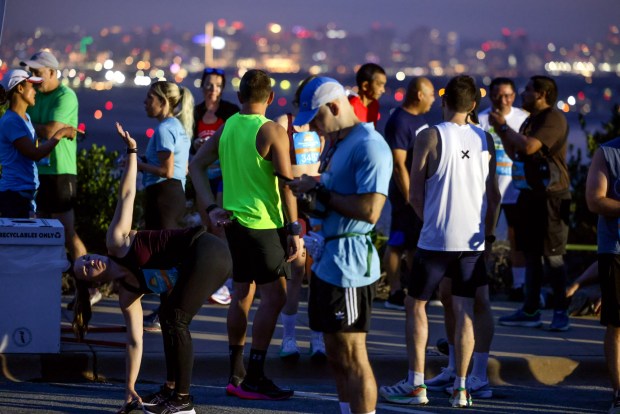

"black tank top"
[110,226,206,294]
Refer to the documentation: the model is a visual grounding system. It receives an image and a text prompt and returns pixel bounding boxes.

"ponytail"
[175,86,195,138]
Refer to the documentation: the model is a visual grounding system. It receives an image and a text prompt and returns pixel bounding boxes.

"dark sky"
[4,0,620,45]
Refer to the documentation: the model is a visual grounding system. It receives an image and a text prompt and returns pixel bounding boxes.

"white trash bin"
[0,218,69,353]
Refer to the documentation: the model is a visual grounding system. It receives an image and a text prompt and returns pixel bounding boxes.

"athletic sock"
[471,352,489,380]
[410,371,424,387]
[246,348,267,380]
[228,345,245,379]
[280,312,297,339]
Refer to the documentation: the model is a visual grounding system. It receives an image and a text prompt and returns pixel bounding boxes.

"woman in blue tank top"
[72,123,232,414]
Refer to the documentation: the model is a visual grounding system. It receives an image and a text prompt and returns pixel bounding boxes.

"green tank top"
[219,113,283,229]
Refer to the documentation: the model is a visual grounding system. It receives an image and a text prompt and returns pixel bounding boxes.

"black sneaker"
[142,385,174,406]
[238,376,294,400]
[384,289,406,310]
[143,395,195,414]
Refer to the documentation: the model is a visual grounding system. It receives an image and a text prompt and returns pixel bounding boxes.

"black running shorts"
[599,253,620,327]
[308,274,376,333]
[36,174,77,214]
[225,219,290,285]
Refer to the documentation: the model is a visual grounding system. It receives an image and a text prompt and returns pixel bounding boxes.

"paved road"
[0,293,613,413]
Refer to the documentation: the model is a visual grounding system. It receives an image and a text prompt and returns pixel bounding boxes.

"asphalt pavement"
[0,292,610,413]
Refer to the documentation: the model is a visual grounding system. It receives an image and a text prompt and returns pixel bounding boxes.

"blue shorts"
[407,249,487,300]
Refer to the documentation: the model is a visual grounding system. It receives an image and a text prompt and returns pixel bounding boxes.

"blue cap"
[293,77,346,126]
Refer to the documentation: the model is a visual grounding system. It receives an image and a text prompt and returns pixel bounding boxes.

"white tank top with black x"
[417,122,489,252]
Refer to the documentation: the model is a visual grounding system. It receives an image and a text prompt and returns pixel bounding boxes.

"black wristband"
[286,221,302,236]
[315,184,331,205]
[206,203,219,214]
[126,147,138,154]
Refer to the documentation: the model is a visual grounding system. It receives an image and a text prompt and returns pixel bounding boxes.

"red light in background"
[146,128,155,138]
[278,97,287,107]
[501,28,511,37]
[94,110,103,120]
[394,90,404,102]
[105,101,113,111]
[78,122,86,132]
[577,91,585,101]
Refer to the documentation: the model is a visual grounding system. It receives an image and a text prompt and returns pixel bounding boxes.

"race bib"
[512,161,532,190]
[293,131,321,165]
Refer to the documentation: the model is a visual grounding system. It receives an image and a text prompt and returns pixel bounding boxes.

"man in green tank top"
[190,69,301,400]
[21,51,92,298]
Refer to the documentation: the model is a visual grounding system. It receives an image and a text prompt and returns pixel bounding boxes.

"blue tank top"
[598,137,620,254]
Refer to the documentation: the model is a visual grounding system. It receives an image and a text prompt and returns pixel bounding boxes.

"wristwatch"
[286,221,302,236]
[499,123,509,133]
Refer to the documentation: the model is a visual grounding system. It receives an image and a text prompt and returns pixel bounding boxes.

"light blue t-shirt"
[143,117,191,189]
[313,123,392,288]
[0,110,39,192]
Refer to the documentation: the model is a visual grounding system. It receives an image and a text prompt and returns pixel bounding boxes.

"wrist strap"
[206,203,219,214]
[126,147,138,154]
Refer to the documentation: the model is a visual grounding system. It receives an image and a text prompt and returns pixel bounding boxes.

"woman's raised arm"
[106,122,138,254]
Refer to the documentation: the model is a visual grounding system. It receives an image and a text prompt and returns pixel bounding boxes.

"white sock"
[311,330,323,343]
[447,344,456,371]
[471,352,489,380]
[409,371,424,387]
[280,313,296,339]
[512,267,525,288]
[454,376,467,390]
[339,401,351,414]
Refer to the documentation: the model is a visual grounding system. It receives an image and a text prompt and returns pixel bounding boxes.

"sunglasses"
[203,68,225,75]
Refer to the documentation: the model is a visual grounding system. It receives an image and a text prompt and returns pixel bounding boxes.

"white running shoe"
[209,285,231,305]
[449,387,473,408]
[445,375,493,399]
[379,380,429,405]
[279,336,300,361]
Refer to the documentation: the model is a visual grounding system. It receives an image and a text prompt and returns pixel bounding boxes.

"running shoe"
[143,395,195,414]
[445,375,493,399]
[144,313,162,332]
[225,375,244,397]
[425,367,455,391]
[236,376,294,400]
[449,387,473,408]
[309,336,327,363]
[209,285,232,305]
[279,336,300,362]
[384,290,406,310]
[141,385,174,406]
[379,380,429,405]
[498,309,542,328]
[548,310,570,331]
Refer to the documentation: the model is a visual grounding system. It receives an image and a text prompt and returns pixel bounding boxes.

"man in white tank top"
[380,75,500,408]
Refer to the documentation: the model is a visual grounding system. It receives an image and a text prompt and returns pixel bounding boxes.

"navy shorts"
[407,249,487,300]
[599,254,620,327]
[225,220,290,285]
[308,274,375,333]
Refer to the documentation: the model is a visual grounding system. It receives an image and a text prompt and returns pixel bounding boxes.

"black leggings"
[158,232,232,394]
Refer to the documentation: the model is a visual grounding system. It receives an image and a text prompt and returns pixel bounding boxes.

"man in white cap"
[289,77,392,414]
[21,50,93,301]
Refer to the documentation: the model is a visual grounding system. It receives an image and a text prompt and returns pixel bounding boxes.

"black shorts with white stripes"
[308,273,376,333]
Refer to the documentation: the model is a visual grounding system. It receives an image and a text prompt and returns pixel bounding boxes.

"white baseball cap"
[293,77,347,126]
[20,50,60,70]
[1,69,43,92]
